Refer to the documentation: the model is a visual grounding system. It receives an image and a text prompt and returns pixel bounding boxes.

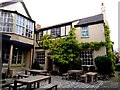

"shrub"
[95,55,113,76]
[115,64,120,71]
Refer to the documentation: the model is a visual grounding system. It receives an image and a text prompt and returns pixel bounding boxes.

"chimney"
[36,24,41,30]
[101,2,106,15]
[101,2,107,22]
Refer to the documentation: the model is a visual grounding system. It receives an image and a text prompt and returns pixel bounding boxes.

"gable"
[0,0,31,19]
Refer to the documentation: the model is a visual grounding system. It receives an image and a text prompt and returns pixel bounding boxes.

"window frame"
[51,27,61,38]
[81,26,89,38]
[79,50,94,66]
[36,51,45,64]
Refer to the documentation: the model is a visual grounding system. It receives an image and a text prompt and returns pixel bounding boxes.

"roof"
[0,0,32,19]
[75,14,104,27]
[0,9,35,22]
[36,19,79,33]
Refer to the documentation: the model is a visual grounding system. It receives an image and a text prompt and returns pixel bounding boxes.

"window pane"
[81,26,88,37]
[36,51,45,64]
[80,50,93,66]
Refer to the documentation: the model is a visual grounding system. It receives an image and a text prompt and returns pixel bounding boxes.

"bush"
[115,64,120,71]
[95,55,113,76]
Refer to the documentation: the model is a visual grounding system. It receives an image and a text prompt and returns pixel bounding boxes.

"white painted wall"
[0,2,28,17]
[76,23,105,42]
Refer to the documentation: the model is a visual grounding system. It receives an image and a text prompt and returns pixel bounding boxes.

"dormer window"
[81,26,89,37]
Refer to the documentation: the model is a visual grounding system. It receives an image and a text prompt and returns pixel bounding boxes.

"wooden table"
[25,69,48,76]
[86,72,97,83]
[67,70,83,81]
[13,75,51,90]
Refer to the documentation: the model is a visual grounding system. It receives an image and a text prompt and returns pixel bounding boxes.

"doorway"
[47,56,53,72]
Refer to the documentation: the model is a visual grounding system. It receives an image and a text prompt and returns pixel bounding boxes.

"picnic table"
[13,75,51,90]
[25,69,48,76]
[67,70,83,81]
[86,72,97,83]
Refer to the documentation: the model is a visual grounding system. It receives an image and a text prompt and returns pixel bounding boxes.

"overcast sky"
[23,0,119,50]
[1,0,119,50]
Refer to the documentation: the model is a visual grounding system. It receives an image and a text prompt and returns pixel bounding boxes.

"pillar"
[45,51,47,70]
[8,45,13,70]
[29,49,33,69]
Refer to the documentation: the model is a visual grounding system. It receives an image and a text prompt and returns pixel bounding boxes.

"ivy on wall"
[104,24,116,76]
[79,41,105,51]
[104,24,113,56]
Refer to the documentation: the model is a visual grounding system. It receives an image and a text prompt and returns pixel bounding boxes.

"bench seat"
[18,74,29,79]
[80,74,87,82]
[9,83,23,90]
[35,83,57,90]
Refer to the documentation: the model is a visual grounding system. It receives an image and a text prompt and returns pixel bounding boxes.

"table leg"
[27,83,31,90]
[91,76,94,83]
[25,70,27,75]
[49,77,51,83]
[67,73,69,80]
[96,74,98,81]
[37,82,40,88]
[85,76,87,83]
[76,73,78,82]
[13,80,17,90]
[34,82,36,88]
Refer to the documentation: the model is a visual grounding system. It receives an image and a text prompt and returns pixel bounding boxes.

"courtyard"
[1,71,120,90]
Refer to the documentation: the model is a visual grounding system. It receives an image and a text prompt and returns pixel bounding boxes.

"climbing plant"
[104,24,116,76]
[38,34,52,49]
[79,41,105,51]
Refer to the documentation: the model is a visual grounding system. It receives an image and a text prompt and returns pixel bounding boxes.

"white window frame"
[81,26,89,37]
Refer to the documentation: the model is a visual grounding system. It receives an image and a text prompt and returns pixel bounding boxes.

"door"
[47,56,53,72]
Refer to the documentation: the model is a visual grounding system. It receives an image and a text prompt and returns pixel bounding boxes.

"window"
[38,31,43,40]
[12,47,22,64]
[0,11,13,32]
[81,26,88,37]
[16,15,24,35]
[26,20,34,38]
[2,49,9,64]
[61,26,66,36]
[36,51,45,64]
[51,28,61,38]
[66,25,70,35]
[79,50,93,66]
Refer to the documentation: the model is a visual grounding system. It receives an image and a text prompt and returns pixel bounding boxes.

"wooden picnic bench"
[25,69,48,76]
[13,75,51,90]
[35,83,57,90]
[18,74,29,79]
[1,79,14,89]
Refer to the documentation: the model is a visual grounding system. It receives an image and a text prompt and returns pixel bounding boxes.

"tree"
[50,28,80,70]
[38,28,81,72]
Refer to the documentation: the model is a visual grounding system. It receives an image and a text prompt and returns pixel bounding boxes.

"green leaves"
[38,34,52,49]
[79,41,106,51]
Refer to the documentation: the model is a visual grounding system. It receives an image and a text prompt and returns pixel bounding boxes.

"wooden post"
[7,45,13,77]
